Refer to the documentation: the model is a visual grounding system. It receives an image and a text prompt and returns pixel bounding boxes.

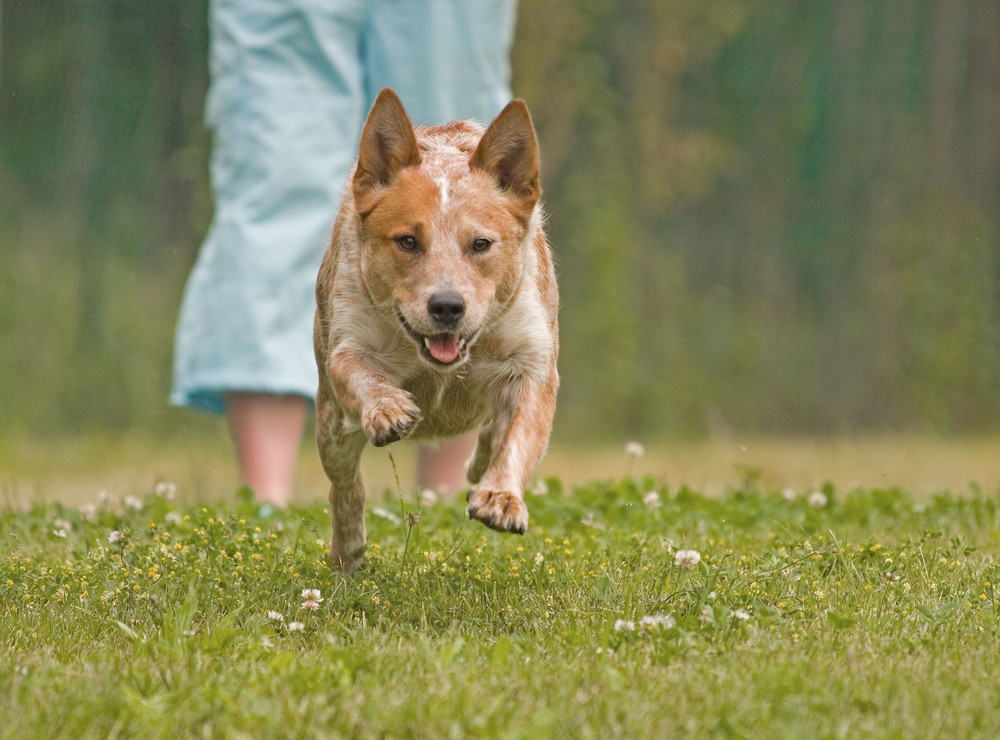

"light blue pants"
[172,0,518,413]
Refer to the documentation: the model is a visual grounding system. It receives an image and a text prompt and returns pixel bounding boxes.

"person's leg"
[225,392,309,506]
[173,1,368,503]
[417,435,479,495]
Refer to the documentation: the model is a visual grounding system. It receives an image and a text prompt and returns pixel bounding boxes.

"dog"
[314,88,559,573]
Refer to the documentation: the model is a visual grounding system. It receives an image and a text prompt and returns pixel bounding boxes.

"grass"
[7,432,1000,507]
[3,466,1000,738]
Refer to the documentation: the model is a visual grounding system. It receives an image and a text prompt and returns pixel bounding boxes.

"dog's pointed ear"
[353,88,421,215]
[470,100,540,211]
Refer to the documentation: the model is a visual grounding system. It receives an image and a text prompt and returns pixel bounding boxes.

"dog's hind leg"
[465,422,494,485]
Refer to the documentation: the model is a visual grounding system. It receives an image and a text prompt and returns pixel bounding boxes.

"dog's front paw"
[362,390,422,447]
[466,488,528,534]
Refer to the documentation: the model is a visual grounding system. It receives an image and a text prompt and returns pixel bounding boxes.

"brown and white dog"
[314,89,559,573]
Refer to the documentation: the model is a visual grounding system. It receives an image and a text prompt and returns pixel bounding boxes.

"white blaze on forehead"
[436,174,450,207]
[420,138,470,210]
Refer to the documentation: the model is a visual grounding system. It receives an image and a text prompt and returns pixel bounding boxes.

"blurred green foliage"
[1,0,999,441]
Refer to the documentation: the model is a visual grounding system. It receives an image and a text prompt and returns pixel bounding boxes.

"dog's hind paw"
[328,543,365,574]
[363,390,422,447]
[466,488,528,534]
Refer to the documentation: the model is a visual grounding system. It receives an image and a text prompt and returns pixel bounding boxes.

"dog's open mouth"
[422,333,466,364]
[396,309,469,366]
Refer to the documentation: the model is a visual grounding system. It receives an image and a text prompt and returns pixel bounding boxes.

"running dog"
[314,88,558,572]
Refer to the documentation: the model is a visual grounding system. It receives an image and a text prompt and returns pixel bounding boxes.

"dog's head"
[351,88,541,369]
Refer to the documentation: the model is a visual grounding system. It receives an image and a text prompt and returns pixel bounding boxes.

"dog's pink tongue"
[429,334,460,363]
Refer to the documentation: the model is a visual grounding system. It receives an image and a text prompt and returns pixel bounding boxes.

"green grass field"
[3,463,1000,738]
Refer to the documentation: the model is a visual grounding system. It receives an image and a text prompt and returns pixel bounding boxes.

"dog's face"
[352,92,540,369]
[358,165,528,367]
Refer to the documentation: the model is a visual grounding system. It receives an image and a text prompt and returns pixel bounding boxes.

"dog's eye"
[471,237,493,253]
[395,235,419,253]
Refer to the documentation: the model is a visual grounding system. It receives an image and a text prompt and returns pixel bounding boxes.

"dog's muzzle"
[396,304,471,367]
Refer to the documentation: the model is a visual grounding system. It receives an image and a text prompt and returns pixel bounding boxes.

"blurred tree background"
[1,0,998,444]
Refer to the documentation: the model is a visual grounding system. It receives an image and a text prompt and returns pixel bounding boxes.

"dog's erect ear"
[470,100,540,211]
[354,88,421,215]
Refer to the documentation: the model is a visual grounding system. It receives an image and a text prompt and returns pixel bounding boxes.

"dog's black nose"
[427,291,465,326]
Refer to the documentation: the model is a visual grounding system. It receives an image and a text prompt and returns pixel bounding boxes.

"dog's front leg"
[318,349,421,572]
[327,347,422,448]
[466,375,556,534]
[316,383,368,573]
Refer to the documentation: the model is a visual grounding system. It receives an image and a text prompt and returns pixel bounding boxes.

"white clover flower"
[781,487,798,501]
[53,518,73,532]
[79,502,97,521]
[123,495,143,511]
[638,614,676,630]
[529,479,549,496]
[108,530,127,546]
[97,490,115,506]
[154,481,177,500]
[614,619,636,632]
[534,552,544,566]
[418,488,439,507]
[642,491,662,510]
[674,549,701,571]
[733,608,751,621]
[165,512,183,526]
[808,490,828,509]
[53,529,68,539]
[625,441,645,459]
[267,611,284,622]
[300,589,324,611]
[371,507,400,524]
[288,621,305,632]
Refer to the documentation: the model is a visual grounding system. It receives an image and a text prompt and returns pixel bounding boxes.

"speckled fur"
[314,89,558,572]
